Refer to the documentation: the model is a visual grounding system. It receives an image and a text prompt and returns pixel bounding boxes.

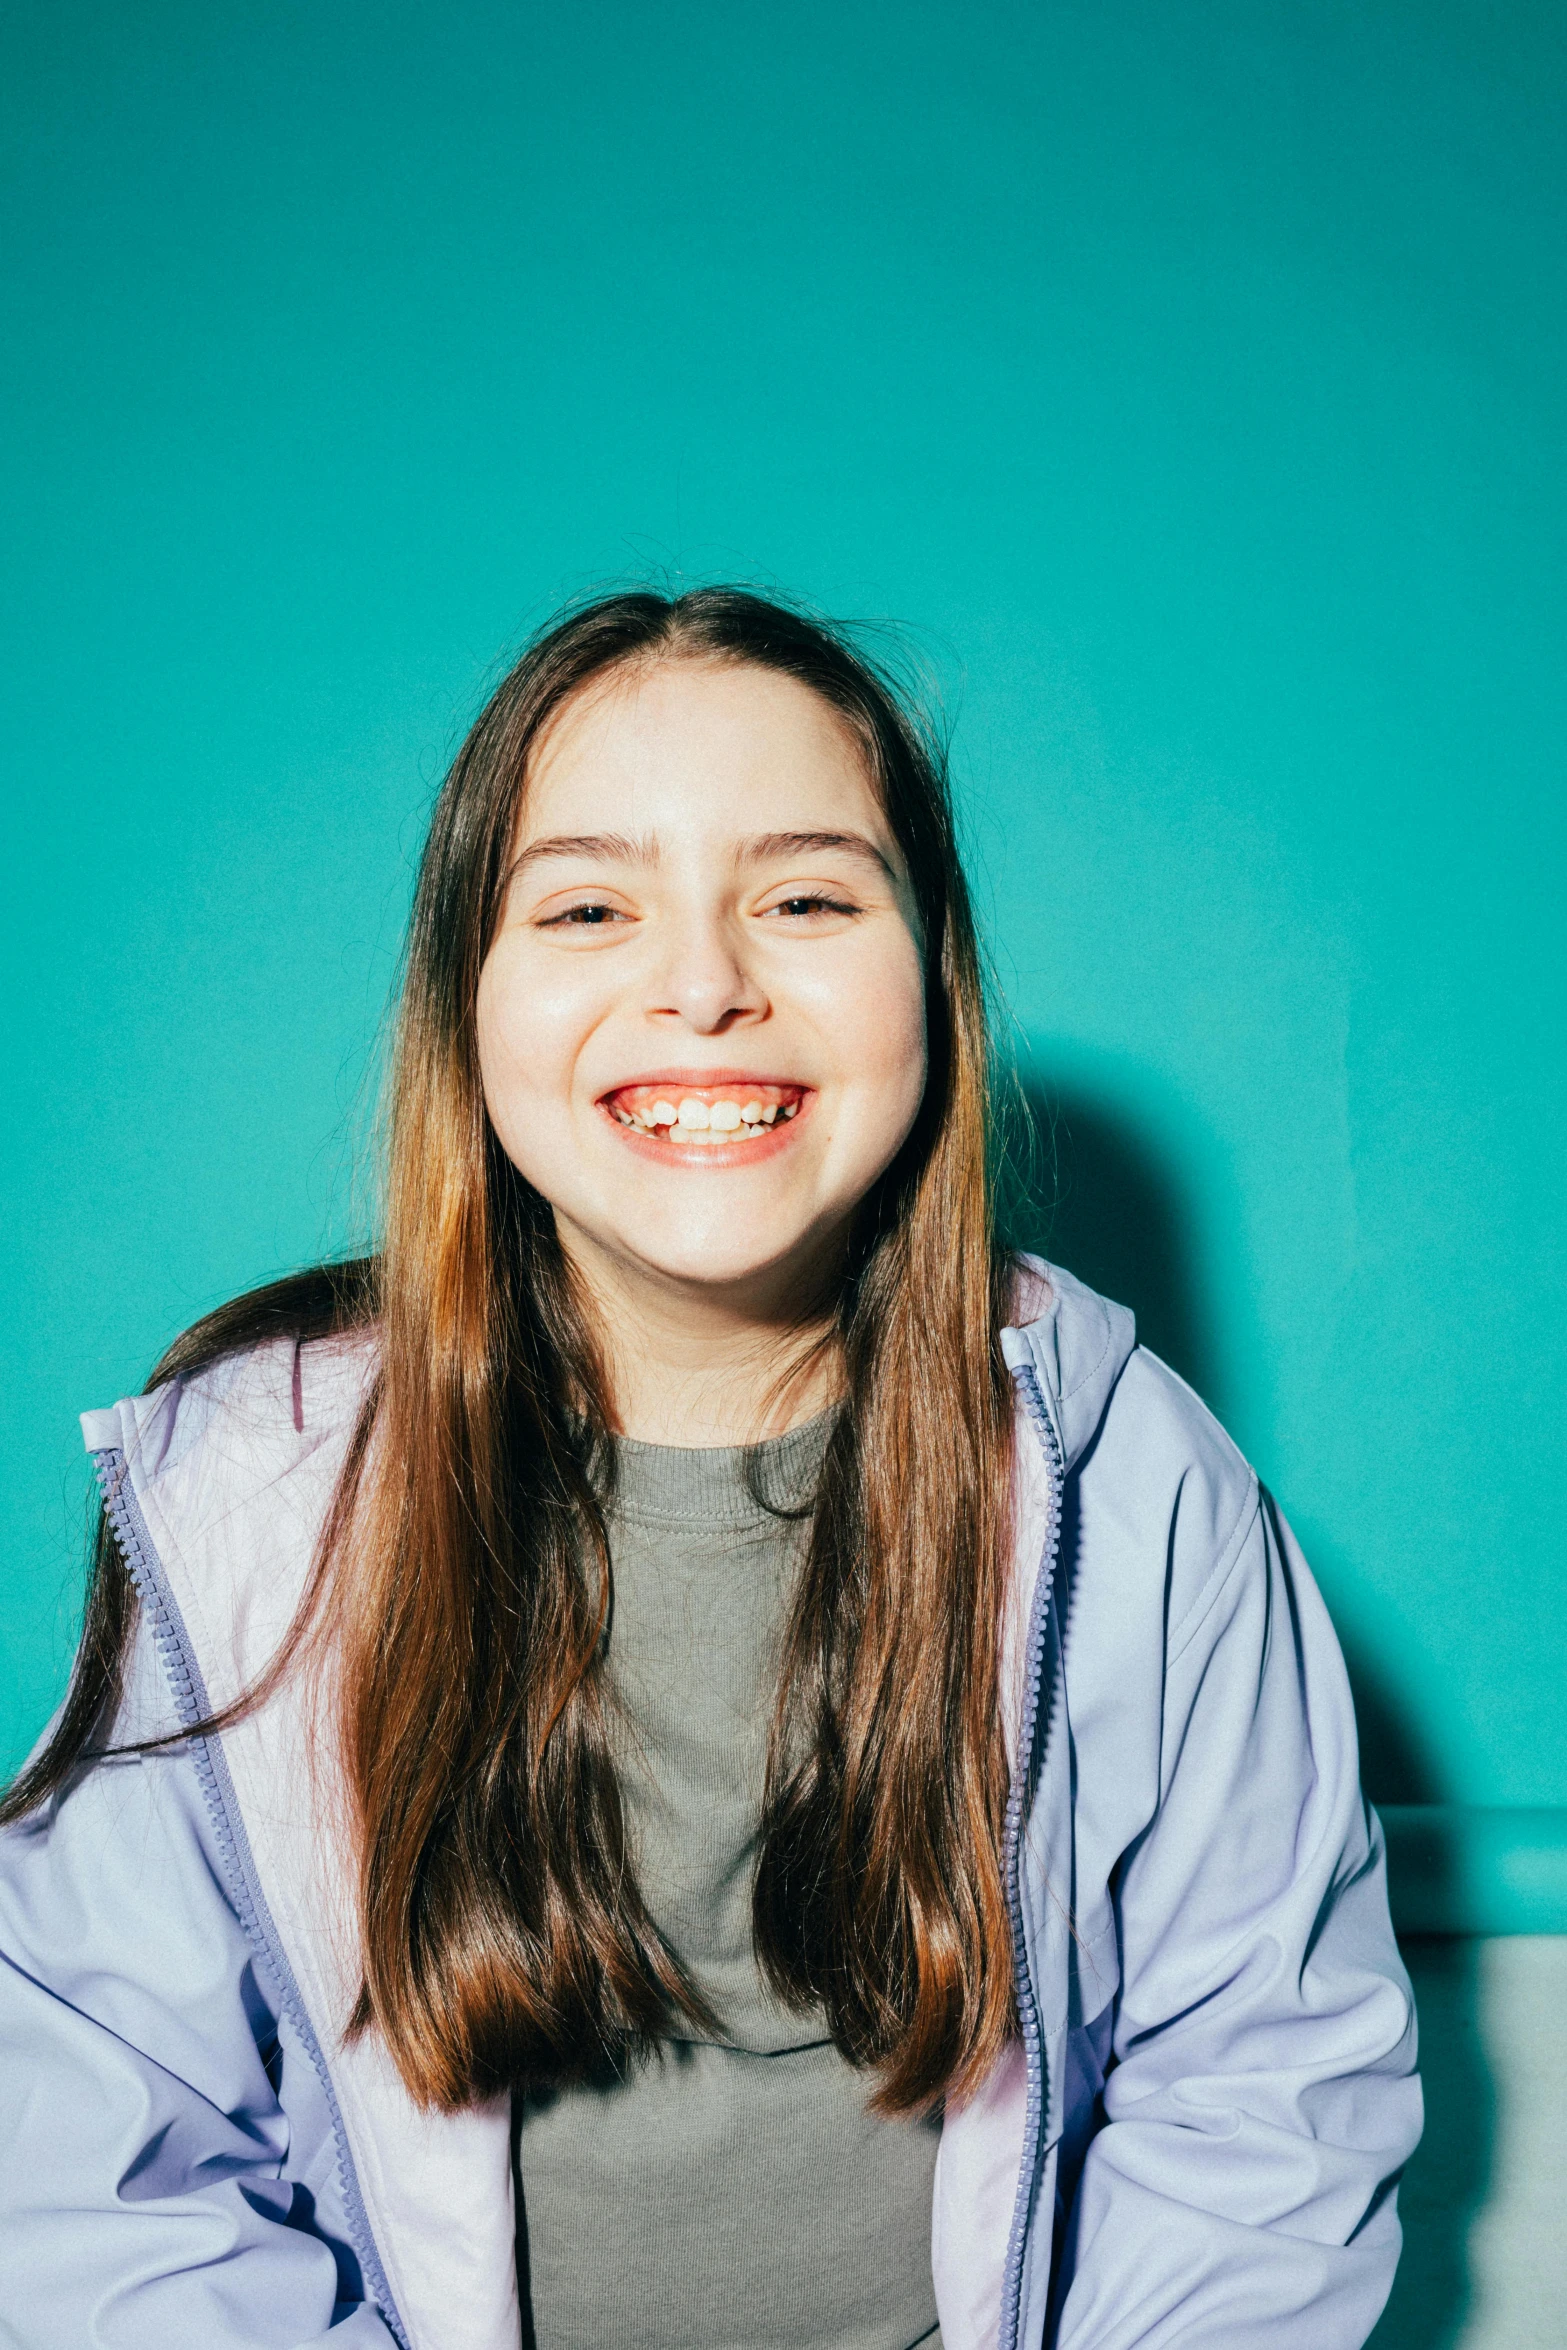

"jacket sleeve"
[0,1697,398,2350]
[1052,1491,1422,2350]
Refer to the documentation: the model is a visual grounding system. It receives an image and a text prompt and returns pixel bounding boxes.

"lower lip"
[597,1094,813,1168]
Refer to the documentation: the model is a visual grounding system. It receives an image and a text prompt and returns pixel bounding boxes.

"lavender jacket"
[0,1264,1420,2350]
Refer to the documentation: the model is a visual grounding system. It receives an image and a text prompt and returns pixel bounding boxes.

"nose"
[646,905,767,1034]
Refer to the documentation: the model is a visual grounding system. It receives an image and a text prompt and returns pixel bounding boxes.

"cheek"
[883,977,931,1134]
[475,945,585,1147]
[830,936,929,1153]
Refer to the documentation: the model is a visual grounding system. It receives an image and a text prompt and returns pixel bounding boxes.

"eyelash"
[540,894,860,928]
[767,894,860,919]
[546,902,623,926]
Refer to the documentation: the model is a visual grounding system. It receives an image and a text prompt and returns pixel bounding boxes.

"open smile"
[598,1077,809,1154]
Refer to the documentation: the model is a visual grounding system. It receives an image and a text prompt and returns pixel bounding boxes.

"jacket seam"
[1164,1473,1261,1664]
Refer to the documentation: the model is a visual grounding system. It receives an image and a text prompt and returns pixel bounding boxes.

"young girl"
[0,589,1419,2350]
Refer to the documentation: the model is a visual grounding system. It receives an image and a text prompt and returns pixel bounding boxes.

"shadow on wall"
[1002,1074,1224,1413]
[1005,1068,1493,2350]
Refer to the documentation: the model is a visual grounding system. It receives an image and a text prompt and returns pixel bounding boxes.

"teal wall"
[4,1,1564,1819]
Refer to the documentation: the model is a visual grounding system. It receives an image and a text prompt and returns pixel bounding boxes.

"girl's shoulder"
[1008,1255,1262,1656]
[85,1325,379,1503]
[82,1328,381,1706]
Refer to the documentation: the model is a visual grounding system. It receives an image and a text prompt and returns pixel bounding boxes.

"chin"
[637,1239,807,1290]
[592,1206,814,1290]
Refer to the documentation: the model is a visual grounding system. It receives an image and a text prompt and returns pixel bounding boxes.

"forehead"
[519,657,886,842]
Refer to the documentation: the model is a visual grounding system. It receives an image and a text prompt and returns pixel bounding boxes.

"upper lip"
[596,1068,809,1096]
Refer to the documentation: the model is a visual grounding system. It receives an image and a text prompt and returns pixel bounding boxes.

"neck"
[560,1229,842,1448]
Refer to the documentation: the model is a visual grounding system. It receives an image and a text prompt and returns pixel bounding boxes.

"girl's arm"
[0,1648,398,2349]
[1053,1492,1421,2350]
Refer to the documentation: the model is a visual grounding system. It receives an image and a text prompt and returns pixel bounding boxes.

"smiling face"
[475,657,929,1322]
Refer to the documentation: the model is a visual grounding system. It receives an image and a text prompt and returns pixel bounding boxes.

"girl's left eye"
[767,894,858,919]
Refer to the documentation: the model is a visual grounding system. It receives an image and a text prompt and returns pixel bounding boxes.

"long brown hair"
[6,588,1017,2117]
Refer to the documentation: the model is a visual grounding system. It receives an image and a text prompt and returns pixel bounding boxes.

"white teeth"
[611,1089,804,1139]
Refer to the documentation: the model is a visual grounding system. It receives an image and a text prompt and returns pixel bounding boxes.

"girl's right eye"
[540,901,627,928]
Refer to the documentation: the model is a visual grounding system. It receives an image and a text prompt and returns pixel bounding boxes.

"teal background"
[4,1,1564,1828]
[5,10,1567,2341]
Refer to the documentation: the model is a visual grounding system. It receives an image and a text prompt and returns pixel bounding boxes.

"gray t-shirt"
[517,1418,942,2350]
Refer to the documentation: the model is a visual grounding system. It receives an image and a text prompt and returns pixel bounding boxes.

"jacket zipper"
[91,1443,411,2350]
[996,1361,1065,2350]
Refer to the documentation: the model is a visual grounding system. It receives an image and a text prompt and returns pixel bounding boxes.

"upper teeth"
[612,1094,794,1136]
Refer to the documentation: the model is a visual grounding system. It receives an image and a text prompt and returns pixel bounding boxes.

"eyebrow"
[508,828,897,880]
[741,830,897,877]
[508,831,647,876]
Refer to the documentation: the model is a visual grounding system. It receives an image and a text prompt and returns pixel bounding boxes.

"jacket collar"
[1001,1257,1137,1475]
